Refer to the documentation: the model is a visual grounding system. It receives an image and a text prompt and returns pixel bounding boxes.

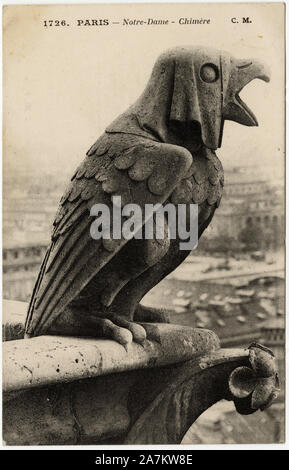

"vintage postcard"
[2,2,285,448]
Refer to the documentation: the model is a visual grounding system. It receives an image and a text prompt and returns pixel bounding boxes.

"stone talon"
[111,315,147,344]
[110,325,133,347]
[85,315,148,346]
[87,317,133,346]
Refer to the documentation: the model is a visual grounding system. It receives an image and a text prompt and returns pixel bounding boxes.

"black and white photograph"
[2,1,286,449]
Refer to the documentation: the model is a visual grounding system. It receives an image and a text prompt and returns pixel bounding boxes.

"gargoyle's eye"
[200,63,219,83]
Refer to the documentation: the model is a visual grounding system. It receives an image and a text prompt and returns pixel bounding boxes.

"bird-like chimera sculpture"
[25,46,270,346]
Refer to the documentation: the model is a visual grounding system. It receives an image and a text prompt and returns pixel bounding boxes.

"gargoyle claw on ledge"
[229,343,280,415]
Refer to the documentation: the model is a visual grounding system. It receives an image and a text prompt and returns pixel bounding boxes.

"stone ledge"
[3,301,280,445]
[3,301,220,394]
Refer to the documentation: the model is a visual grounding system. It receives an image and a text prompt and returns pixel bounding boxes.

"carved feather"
[25,135,192,336]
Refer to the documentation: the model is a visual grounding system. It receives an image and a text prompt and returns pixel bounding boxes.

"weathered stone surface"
[3,301,280,445]
[3,319,219,394]
[3,343,279,445]
[3,374,133,445]
[125,344,279,444]
[3,298,221,445]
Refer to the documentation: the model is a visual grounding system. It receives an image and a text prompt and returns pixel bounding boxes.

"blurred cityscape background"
[3,162,285,444]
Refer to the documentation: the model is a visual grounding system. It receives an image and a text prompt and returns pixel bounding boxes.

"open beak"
[222,58,270,126]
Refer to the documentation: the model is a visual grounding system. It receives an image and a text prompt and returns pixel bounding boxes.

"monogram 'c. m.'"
[25,46,270,346]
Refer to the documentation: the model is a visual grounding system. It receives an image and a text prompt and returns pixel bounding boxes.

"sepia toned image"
[2,2,285,447]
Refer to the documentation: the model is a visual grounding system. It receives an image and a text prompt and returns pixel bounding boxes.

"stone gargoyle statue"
[24,46,270,347]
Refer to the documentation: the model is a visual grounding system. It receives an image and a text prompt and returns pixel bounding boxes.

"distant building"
[3,186,59,301]
[3,242,47,302]
[3,195,58,246]
[207,167,284,249]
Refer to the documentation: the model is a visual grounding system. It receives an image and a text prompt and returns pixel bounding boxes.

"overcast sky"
[3,3,285,186]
